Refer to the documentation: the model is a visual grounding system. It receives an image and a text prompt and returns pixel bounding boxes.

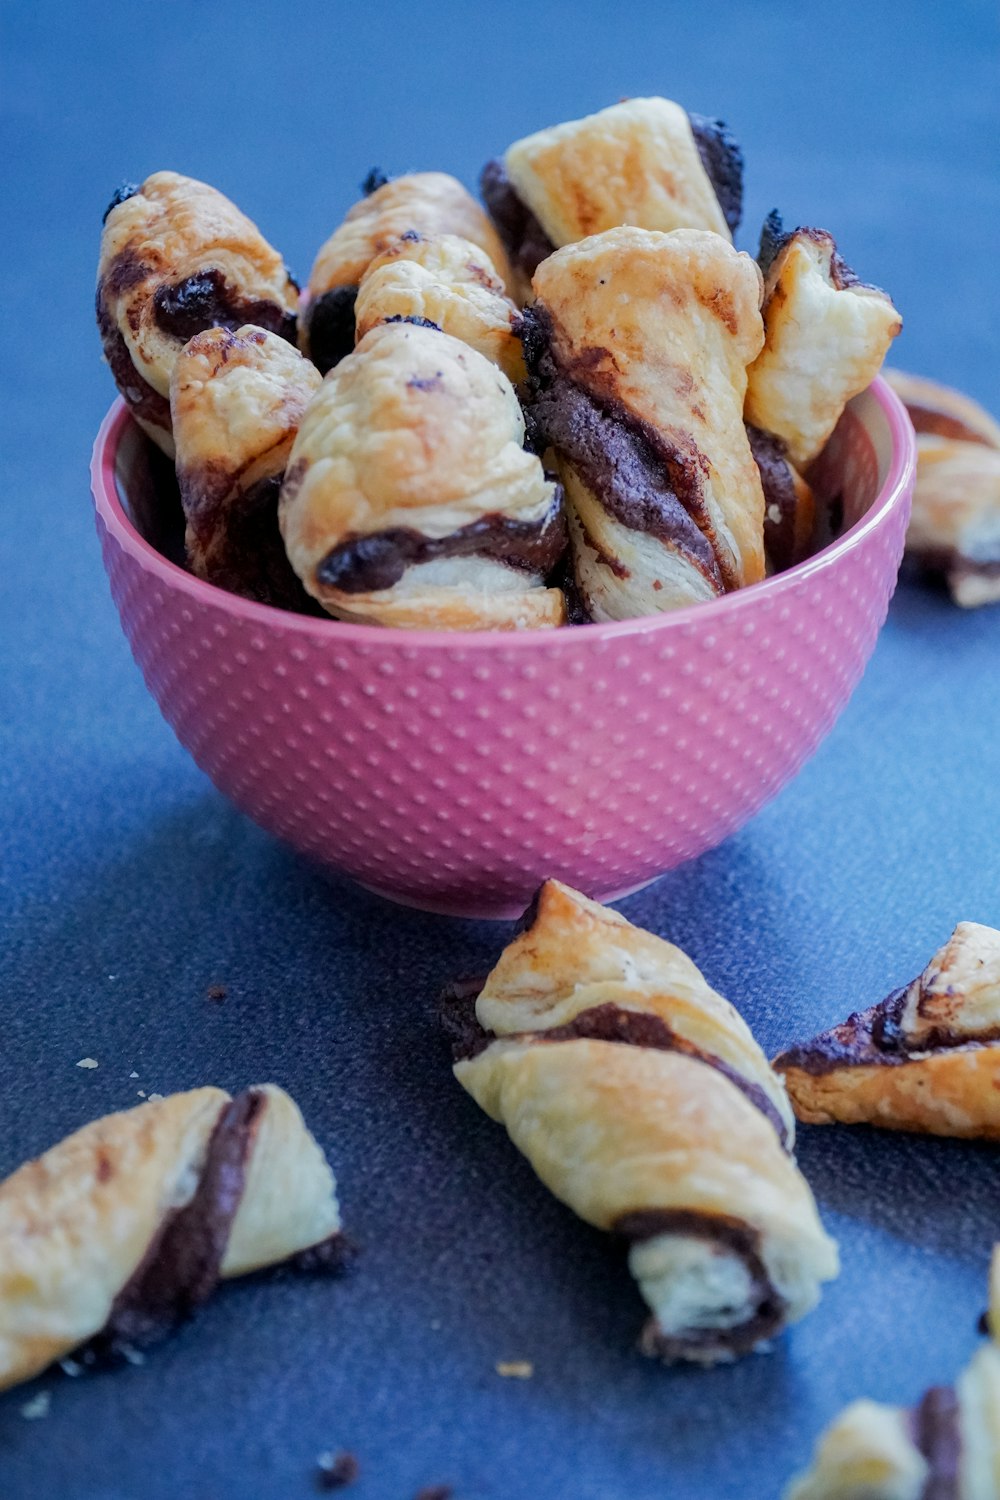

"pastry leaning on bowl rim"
[279,320,567,630]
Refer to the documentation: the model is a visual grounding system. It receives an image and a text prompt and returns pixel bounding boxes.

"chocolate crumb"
[315,1450,360,1491]
[206,984,227,1002]
[362,167,389,195]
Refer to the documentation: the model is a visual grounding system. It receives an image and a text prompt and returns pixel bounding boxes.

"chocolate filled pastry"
[774,922,1000,1139]
[443,880,839,1365]
[302,173,514,375]
[524,227,767,620]
[170,325,323,608]
[354,232,525,385]
[886,370,1000,608]
[745,211,902,469]
[280,321,566,630]
[0,1085,346,1391]
[481,96,743,299]
[747,425,817,574]
[97,172,299,457]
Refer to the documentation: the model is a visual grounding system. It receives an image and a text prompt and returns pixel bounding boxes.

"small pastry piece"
[745,211,902,470]
[0,1084,346,1391]
[774,922,1000,1139]
[302,173,514,375]
[746,425,817,573]
[481,97,742,297]
[525,227,766,620]
[354,232,525,385]
[280,322,566,630]
[885,371,1000,608]
[170,325,322,608]
[97,172,299,457]
[443,880,838,1365]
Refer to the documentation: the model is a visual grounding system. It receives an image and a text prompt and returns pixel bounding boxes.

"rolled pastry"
[886,370,1000,609]
[443,880,839,1364]
[354,231,525,385]
[302,172,514,374]
[0,1084,346,1391]
[170,325,323,608]
[280,321,566,630]
[481,96,743,298]
[774,922,1000,1139]
[525,226,766,619]
[745,210,902,469]
[747,424,818,574]
[97,172,299,457]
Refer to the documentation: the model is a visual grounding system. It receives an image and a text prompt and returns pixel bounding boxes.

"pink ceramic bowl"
[91,380,914,918]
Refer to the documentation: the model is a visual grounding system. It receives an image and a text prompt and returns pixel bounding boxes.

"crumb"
[76,1058,99,1069]
[496,1360,533,1379]
[129,1070,139,1079]
[206,984,227,1002]
[121,1345,146,1367]
[136,1090,146,1098]
[59,1358,83,1378]
[20,1391,51,1420]
[146,1093,164,1102]
[414,1487,452,1500]
[315,1450,360,1490]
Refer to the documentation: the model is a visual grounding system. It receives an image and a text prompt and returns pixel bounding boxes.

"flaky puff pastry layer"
[450,881,837,1364]
[745,217,902,469]
[170,326,322,606]
[280,322,565,630]
[504,97,732,251]
[97,173,298,457]
[774,922,1000,1139]
[0,1085,342,1391]
[531,227,766,603]
[354,232,525,385]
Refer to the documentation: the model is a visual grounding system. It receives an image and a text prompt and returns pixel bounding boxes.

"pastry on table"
[301,172,514,375]
[886,370,1000,608]
[481,96,743,299]
[442,880,839,1364]
[97,172,299,457]
[280,321,566,630]
[774,922,1000,1139]
[745,210,902,470]
[746,425,817,574]
[353,231,525,385]
[524,226,767,620]
[0,1084,346,1391]
[170,325,323,609]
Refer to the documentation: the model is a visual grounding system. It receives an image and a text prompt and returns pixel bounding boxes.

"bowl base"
[354,872,662,922]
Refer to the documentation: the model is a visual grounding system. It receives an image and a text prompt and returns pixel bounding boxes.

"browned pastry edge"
[757,209,869,290]
[96,292,172,433]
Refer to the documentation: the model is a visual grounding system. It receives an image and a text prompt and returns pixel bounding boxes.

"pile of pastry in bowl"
[96,95,911,630]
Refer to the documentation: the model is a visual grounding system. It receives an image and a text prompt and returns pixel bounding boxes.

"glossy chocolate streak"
[152,269,297,345]
[306,285,359,375]
[615,1209,787,1360]
[181,469,321,614]
[688,113,744,234]
[95,292,172,434]
[910,1386,961,1500]
[316,494,567,595]
[747,424,798,573]
[480,158,555,281]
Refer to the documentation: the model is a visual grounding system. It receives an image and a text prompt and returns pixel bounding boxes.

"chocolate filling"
[747,423,802,573]
[152,269,297,346]
[362,166,389,196]
[316,492,567,595]
[911,547,1000,581]
[306,285,359,375]
[102,181,139,225]
[615,1208,787,1360]
[180,468,322,614]
[480,158,555,282]
[758,210,875,294]
[910,1385,961,1500]
[688,113,744,234]
[899,403,995,446]
[96,290,172,435]
[522,306,725,590]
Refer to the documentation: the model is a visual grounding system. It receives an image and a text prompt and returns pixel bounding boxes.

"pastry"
[280,321,566,630]
[745,210,902,469]
[746,425,817,574]
[302,172,513,375]
[170,325,323,608]
[524,227,766,620]
[0,1084,346,1391]
[353,231,525,385]
[886,371,1000,608]
[774,922,1000,1139]
[97,172,299,457]
[481,96,743,298]
[442,880,839,1364]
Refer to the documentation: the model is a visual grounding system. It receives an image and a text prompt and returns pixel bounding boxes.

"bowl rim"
[91,376,915,650]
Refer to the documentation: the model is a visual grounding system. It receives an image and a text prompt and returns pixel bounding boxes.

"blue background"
[1,2,998,1496]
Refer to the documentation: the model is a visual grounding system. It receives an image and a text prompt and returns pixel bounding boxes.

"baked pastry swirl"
[443,880,839,1364]
[170,325,323,608]
[747,425,817,574]
[524,227,766,619]
[745,211,902,469]
[481,96,743,298]
[280,321,566,630]
[97,172,299,457]
[774,922,1000,1139]
[354,231,525,385]
[302,172,514,375]
[0,1085,346,1391]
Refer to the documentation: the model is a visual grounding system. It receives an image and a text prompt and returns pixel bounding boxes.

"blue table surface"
[2,2,998,1496]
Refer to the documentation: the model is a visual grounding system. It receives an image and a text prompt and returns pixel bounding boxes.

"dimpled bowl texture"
[91,378,914,918]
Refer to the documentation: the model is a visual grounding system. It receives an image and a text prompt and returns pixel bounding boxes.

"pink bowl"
[91,381,914,918]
